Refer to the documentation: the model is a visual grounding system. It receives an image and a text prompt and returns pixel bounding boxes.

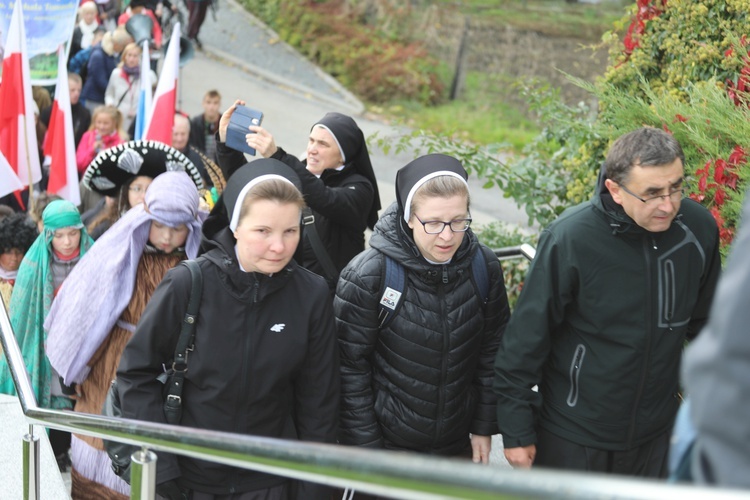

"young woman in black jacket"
[334,154,510,494]
[116,159,340,499]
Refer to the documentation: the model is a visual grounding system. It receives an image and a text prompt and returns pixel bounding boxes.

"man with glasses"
[494,127,721,477]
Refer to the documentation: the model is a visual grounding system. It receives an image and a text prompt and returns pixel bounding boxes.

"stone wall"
[415,7,610,107]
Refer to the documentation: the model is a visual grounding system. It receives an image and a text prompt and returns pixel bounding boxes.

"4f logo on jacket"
[270,324,285,333]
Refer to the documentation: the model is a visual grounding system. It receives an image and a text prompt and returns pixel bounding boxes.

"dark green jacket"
[494,184,720,451]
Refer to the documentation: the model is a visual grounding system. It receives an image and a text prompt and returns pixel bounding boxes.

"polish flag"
[143,23,181,145]
[0,1,42,202]
[43,46,81,206]
[0,151,23,198]
[133,40,153,140]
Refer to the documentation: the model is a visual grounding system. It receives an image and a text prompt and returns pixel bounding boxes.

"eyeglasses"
[414,214,472,234]
[618,183,685,205]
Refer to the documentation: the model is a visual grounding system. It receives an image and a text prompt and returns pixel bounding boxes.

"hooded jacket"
[334,203,509,454]
[493,171,721,451]
[116,166,339,495]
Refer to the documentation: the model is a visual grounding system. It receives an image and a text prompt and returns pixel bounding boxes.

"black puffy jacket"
[334,204,509,455]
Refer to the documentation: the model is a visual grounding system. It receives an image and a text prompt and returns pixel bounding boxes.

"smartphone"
[226,105,264,156]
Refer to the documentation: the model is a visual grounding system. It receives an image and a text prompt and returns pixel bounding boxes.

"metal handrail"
[1,278,748,499]
[494,243,536,261]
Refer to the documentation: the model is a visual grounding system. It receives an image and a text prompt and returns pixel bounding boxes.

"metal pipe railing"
[2,261,749,500]
[494,243,536,261]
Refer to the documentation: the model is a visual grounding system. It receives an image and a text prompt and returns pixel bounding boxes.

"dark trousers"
[534,426,671,478]
[186,0,210,39]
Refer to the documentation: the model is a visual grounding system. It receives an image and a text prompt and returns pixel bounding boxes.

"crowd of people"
[0,2,744,499]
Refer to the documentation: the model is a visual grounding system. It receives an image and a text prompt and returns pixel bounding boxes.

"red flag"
[143,22,181,145]
[0,1,42,198]
[0,150,24,198]
[44,46,81,206]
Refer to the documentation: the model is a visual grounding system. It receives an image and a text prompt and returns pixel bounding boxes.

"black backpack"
[377,249,490,328]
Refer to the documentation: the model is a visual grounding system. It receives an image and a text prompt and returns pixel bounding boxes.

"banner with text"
[0,0,79,85]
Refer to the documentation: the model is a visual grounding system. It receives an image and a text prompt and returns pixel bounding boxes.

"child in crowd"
[75,105,126,175]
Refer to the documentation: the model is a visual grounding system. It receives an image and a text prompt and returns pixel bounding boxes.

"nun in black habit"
[215,100,381,288]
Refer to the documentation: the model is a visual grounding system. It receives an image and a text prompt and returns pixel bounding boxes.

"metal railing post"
[22,429,40,500]
[130,447,158,500]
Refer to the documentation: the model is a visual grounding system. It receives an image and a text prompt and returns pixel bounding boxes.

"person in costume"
[45,165,205,497]
[0,213,39,311]
[0,200,93,469]
[217,100,381,289]
[81,139,204,239]
[116,159,339,499]
[334,155,510,492]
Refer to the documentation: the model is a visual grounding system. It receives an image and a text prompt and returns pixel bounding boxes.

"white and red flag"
[0,1,42,205]
[0,150,23,198]
[133,40,153,141]
[143,22,181,145]
[43,45,81,206]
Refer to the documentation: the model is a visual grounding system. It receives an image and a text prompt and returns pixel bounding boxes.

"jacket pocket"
[566,344,586,407]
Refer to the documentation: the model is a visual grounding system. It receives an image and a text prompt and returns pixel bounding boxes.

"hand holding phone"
[226,105,264,156]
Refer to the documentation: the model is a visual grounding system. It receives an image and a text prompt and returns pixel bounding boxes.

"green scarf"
[0,200,93,409]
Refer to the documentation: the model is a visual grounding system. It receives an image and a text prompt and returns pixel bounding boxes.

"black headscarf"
[312,112,381,229]
[395,153,469,224]
[220,158,303,230]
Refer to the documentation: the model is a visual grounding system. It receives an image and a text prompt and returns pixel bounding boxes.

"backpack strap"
[378,255,406,329]
[162,259,203,424]
[471,248,490,306]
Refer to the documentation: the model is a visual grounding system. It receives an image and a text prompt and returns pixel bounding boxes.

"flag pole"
[21,113,34,212]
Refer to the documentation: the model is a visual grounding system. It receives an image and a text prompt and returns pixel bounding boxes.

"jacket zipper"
[227,277,260,493]
[433,268,448,448]
[663,260,675,324]
[237,279,260,433]
[566,344,586,407]
[628,236,654,446]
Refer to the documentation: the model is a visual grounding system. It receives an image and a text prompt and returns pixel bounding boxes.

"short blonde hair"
[410,176,470,220]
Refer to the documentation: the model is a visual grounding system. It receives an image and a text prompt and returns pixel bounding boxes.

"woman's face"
[306,126,343,175]
[81,9,97,25]
[123,49,140,68]
[233,200,300,274]
[127,176,152,207]
[148,221,189,254]
[407,194,469,263]
[94,112,116,136]
[51,227,81,257]
[0,248,24,272]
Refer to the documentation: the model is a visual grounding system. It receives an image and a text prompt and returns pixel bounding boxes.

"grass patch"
[375,71,539,152]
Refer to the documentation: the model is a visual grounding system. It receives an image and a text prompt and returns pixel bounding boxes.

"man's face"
[606,158,685,233]
[69,79,82,105]
[202,96,221,122]
[172,118,190,150]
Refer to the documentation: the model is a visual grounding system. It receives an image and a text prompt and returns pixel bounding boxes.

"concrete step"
[0,394,71,499]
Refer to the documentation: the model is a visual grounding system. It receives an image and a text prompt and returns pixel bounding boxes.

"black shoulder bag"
[103,259,203,483]
[302,207,339,288]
